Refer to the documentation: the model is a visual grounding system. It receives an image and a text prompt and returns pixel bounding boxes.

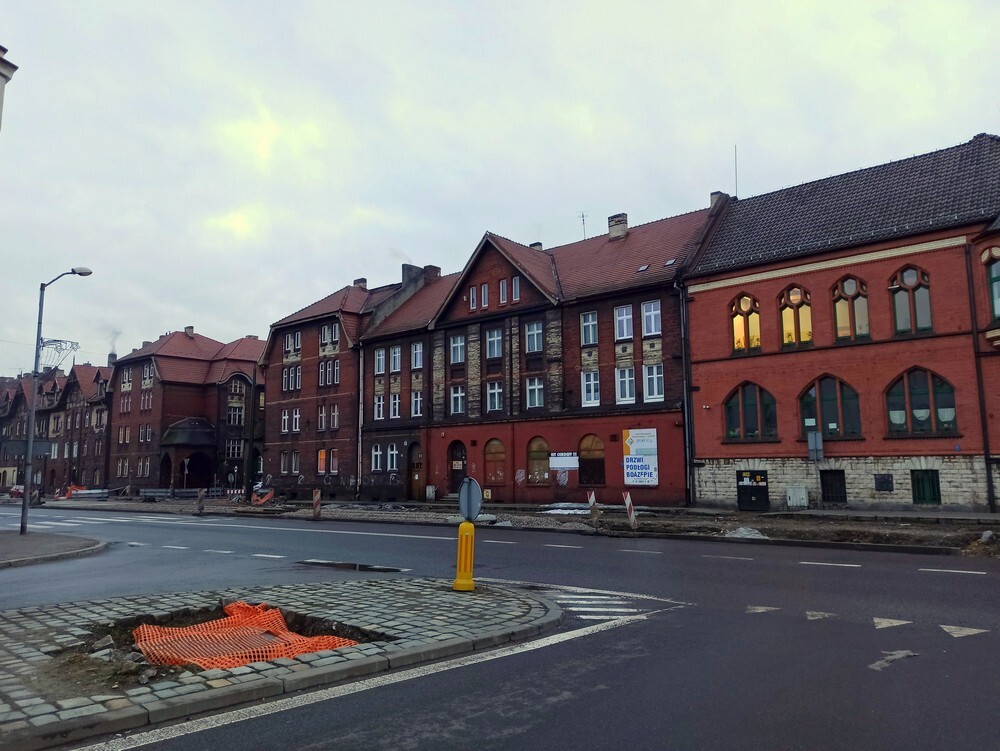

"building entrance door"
[448,441,467,494]
[408,443,425,501]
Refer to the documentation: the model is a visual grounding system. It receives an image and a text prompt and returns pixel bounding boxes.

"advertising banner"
[623,428,658,486]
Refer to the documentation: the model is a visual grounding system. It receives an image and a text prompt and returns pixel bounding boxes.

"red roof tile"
[363,273,461,339]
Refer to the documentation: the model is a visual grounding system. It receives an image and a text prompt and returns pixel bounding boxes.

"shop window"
[579,434,605,486]
[526,436,550,484]
[484,438,506,484]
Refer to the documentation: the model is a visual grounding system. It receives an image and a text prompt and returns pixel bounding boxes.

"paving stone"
[206,679,232,688]
[125,687,152,696]
[23,704,58,717]
[57,697,93,710]
[58,704,105,720]
[104,698,133,710]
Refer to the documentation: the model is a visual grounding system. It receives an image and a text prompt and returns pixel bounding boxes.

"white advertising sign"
[623,428,658,486]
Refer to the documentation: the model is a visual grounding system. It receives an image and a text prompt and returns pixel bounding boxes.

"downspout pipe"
[356,347,364,501]
[965,242,996,512]
[675,279,696,507]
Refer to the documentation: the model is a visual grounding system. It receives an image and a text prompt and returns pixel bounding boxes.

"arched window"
[371,444,383,472]
[833,276,869,341]
[890,267,932,334]
[730,294,761,354]
[387,443,399,472]
[484,439,506,484]
[724,383,778,440]
[579,434,605,486]
[779,286,812,347]
[886,369,956,435]
[800,376,861,437]
[526,436,550,485]
[317,449,327,474]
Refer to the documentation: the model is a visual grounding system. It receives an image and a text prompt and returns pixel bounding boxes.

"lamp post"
[0,45,17,132]
[20,266,93,535]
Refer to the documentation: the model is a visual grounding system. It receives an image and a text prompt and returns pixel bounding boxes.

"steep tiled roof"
[69,365,102,401]
[550,209,711,299]
[213,337,266,362]
[272,284,398,328]
[116,330,224,363]
[486,234,561,300]
[689,133,1000,277]
[363,273,461,340]
[156,359,212,385]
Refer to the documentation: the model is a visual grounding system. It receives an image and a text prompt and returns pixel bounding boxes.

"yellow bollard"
[453,520,476,591]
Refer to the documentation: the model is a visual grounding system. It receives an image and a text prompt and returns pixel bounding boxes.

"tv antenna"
[579,211,588,239]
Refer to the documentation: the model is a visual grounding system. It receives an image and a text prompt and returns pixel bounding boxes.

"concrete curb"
[0,541,110,570]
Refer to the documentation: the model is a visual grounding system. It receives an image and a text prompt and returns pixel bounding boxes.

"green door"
[911,470,941,505]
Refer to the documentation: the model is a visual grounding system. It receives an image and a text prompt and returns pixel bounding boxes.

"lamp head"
[71,267,93,276]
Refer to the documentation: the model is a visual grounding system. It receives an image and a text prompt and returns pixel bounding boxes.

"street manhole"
[298,559,407,572]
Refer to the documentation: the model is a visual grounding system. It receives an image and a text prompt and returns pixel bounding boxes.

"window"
[524,321,543,353]
[318,405,326,431]
[527,436,549,484]
[779,286,813,347]
[295,366,302,390]
[616,367,635,404]
[281,409,289,433]
[886,369,956,435]
[990,259,1000,321]
[581,311,598,346]
[291,451,300,473]
[833,276,870,341]
[582,371,600,406]
[724,383,778,440]
[526,377,544,408]
[641,300,661,336]
[487,381,503,412]
[284,331,301,353]
[328,449,339,475]
[500,279,508,304]
[800,376,861,437]
[731,294,761,353]
[390,346,401,372]
[371,444,383,471]
[891,267,932,334]
[389,393,400,419]
[615,305,633,340]
[469,286,477,310]
[486,328,503,359]
[320,322,339,345]
[374,394,385,420]
[512,276,521,302]
[226,439,243,459]
[317,449,327,474]
[121,368,133,389]
[481,283,489,308]
[579,434,605,485]
[387,443,399,472]
[912,469,941,505]
[411,342,423,369]
[230,379,246,395]
[280,451,289,473]
[450,386,466,415]
[411,390,423,417]
[292,408,300,432]
[478,438,504,484]
[333,359,340,384]
[282,368,289,391]
[319,361,327,386]
[375,348,386,375]
[643,364,664,402]
[450,335,466,364]
[331,404,339,429]
[50,443,57,459]
[227,405,244,426]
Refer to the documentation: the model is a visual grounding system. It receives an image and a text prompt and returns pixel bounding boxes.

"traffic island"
[0,579,562,751]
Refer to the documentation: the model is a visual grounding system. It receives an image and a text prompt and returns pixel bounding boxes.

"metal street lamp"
[0,45,17,132]
[20,266,93,535]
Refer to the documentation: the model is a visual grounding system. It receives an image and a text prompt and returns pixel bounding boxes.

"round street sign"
[458,477,483,521]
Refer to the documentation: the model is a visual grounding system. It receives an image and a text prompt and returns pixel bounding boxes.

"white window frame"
[331,404,340,429]
[450,385,466,415]
[292,408,301,432]
[281,409,289,433]
[582,370,600,406]
[375,348,386,375]
[295,366,302,390]
[389,393,400,419]
[469,286,477,310]
[390,346,401,372]
[450,335,466,364]
[412,390,423,417]
[374,394,385,420]
[411,341,423,369]
[642,300,662,336]
[512,276,521,302]
[387,443,399,472]
[334,359,340,384]
[318,405,326,431]
[487,381,503,412]
[615,305,633,340]
[644,363,664,402]
[581,311,598,346]
[280,451,289,474]
[524,321,543,353]
[486,328,502,359]
[291,451,300,473]
[481,283,489,308]
[616,367,636,404]
[371,444,383,472]
[500,278,508,304]
[526,377,544,408]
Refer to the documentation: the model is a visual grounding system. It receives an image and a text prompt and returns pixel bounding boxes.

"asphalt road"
[4,507,1000,750]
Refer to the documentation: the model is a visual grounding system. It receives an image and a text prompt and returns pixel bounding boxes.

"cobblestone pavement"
[0,578,560,751]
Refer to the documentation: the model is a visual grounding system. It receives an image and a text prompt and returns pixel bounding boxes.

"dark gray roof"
[688,133,1000,277]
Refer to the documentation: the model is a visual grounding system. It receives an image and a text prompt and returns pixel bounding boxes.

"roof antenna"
[579,211,588,239]
[734,144,739,197]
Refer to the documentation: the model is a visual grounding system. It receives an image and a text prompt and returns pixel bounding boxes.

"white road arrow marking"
[940,625,989,638]
[873,618,912,629]
[868,650,918,671]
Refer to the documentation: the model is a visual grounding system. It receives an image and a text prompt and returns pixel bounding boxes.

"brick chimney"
[108,353,117,366]
[184,325,194,337]
[608,213,628,240]
[354,278,367,289]
[530,242,543,251]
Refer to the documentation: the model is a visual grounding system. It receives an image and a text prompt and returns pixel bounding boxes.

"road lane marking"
[702,554,754,561]
[868,650,918,671]
[565,607,642,613]
[918,568,986,576]
[940,625,990,638]
[251,554,286,559]
[29,520,82,527]
[161,545,189,550]
[746,606,779,614]
[478,578,692,606]
[203,549,233,554]
[799,561,862,568]
[71,607,681,751]
[544,544,583,549]
[619,549,662,554]
[481,539,517,545]
[127,542,148,546]
[874,618,912,629]
[806,611,836,620]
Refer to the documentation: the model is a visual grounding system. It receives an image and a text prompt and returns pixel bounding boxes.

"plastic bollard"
[453,520,476,591]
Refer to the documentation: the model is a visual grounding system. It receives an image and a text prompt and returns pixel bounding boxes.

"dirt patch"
[24,601,393,700]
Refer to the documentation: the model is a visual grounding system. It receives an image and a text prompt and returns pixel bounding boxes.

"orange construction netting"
[132,601,359,670]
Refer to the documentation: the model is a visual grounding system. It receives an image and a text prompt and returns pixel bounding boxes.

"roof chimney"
[184,325,194,337]
[142,341,152,348]
[354,278,367,289]
[608,213,628,240]
[710,191,726,207]
[108,353,117,366]
[529,242,543,251]
[424,264,441,281]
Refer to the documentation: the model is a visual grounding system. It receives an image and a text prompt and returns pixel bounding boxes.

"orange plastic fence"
[133,601,358,670]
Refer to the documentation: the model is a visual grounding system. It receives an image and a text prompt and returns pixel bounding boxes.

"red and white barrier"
[622,491,638,530]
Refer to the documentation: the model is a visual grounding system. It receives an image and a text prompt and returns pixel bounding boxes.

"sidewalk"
[0,578,561,751]
[0,531,108,569]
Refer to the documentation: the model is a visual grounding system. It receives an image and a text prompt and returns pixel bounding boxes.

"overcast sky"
[1,0,998,375]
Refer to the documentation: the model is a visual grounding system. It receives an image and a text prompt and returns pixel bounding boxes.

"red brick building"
[108,327,264,492]
[42,364,111,492]
[682,133,1000,511]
